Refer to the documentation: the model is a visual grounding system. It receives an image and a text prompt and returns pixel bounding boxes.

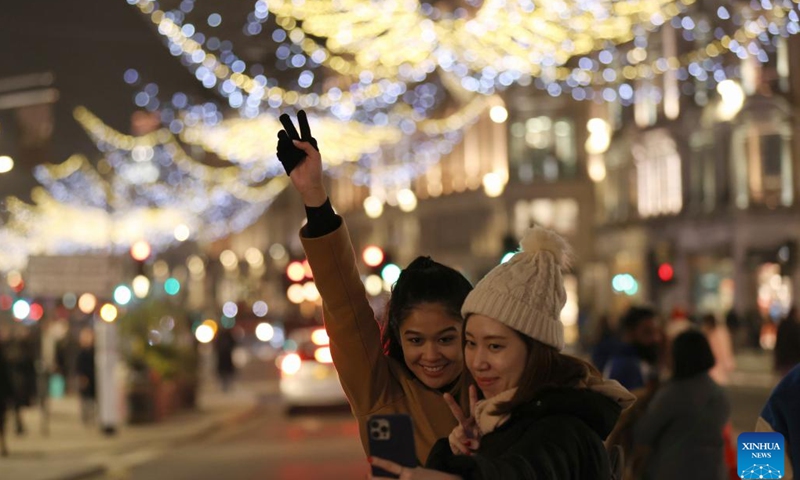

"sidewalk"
[1,380,274,480]
[728,348,781,389]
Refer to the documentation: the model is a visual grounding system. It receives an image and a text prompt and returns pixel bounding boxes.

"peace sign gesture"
[443,385,481,456]
[276,110,326,206]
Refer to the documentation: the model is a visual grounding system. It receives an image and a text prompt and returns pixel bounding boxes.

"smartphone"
[367,414,417,478]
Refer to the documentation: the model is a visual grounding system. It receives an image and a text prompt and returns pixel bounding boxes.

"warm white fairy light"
[363,196,384,219]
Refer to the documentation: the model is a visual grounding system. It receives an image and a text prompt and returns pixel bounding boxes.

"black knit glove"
[276,110,318,175]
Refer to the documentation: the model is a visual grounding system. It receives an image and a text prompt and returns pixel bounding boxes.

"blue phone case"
[367,414,417,478]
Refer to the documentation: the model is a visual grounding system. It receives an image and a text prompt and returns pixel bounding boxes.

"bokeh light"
[164,278,181,295]
[130,240,151,261]
[195,324,215,343]
[78,293,97,314]
[99,303,118,322]
[114,285,133,305]
[132,275,150,298]
[362,246,385,267]
[0,155,14,174]
[253,300,269,317]
[12,299,30,320]
[255,322,274,342]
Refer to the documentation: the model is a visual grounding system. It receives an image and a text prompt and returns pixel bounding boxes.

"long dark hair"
[380,256,473,364]
[478,333,599,416]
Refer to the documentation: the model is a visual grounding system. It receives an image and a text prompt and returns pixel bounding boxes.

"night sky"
[0,0,210,200]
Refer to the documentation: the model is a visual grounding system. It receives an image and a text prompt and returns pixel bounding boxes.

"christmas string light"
[4,107,293,267]
[543,0,800,90]
[265,0,683,78]
[134,2,405,114]
[76,109,290,204]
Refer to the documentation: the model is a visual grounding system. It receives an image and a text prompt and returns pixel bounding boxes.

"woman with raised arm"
[276,112,473,464]
[369,226,636,480]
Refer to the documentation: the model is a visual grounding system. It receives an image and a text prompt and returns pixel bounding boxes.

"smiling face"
[399,303,464,389]
[464,314,528,399]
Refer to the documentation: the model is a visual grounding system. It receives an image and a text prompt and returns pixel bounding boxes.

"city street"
[81,386,772,480]
[2,2,800,479]
[0,352,778,480]
[81,370,774,480]
[92,403,366,480]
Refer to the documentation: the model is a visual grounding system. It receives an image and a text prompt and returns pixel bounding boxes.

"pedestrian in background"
[590,314,622,373]
[0,339,15,456]
[215,328,237,393]
[5,327,36,436]
[755,362,800,480]
[633,329,731,480]
[774,306,800,377]
[603,306,662,391]
[701,313,736,385]
[75,328,96,426]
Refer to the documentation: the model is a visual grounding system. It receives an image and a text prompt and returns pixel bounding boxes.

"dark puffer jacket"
[426,387,623,480]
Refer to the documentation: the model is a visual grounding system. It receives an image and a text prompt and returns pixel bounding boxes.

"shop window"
[509,116,576,183]
[633,129,683,217]
[689,131,716,213]
[732,121,793,209]
[514,198,579,239]
[757,262,792,350]
[634,82,659,128]
[691,257,734,318]
[599,151,633,223]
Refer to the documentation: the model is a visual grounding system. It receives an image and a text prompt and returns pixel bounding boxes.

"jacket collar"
[474,376,635,438]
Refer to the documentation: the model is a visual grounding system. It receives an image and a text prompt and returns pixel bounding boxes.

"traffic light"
[657,263,674,283]
[650,242,675,285]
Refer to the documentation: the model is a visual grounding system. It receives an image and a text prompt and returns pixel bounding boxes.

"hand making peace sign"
[276,110,327,206]
[443,384,481,456]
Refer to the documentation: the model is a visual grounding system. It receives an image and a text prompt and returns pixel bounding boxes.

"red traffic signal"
[657,263,674,282]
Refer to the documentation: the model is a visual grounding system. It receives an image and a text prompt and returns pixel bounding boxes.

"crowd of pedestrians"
[0,326,38,457]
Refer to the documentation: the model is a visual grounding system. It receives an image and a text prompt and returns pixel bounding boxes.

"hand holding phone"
[367,414,418,479]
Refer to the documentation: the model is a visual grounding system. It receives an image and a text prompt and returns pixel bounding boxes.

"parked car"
[277,326,348,412]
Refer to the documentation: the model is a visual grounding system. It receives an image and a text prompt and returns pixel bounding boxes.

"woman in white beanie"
[370,226,636,480]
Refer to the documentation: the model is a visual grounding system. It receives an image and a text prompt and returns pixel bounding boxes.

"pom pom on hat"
[462,226,572,351]
[519,226,572,270]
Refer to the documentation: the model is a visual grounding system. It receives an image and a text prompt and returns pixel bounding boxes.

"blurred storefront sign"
[25,255,125,298]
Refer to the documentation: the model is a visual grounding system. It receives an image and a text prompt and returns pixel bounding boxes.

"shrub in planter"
[119,299,198,422]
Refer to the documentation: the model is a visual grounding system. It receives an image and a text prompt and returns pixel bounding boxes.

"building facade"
[591,33,800,347]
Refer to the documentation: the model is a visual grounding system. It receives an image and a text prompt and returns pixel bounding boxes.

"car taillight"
[280,353,302,375]
[314,346,332,364]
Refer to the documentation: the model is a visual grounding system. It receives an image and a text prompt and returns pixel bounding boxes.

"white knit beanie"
[461,226,572,351]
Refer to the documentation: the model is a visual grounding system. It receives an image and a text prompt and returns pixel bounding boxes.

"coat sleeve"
[426,419,601,480]
[426,444,538,480]
[633,385,679,447]
[300,220,398,415]
[605,356,644,390]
